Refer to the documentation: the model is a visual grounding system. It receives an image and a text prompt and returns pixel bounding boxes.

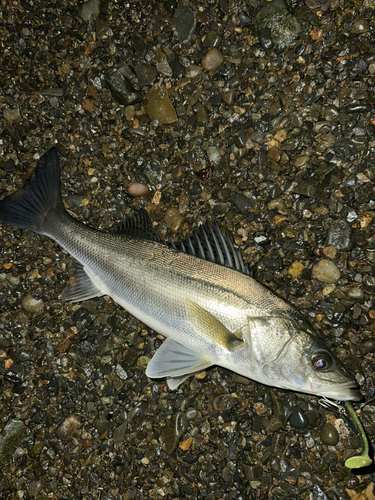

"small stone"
[57,415,80,438]
[113,421,128,443]
[107,66,143,106]
[288,262,304,278]
[145,88,177,125]
[254,402,267,416]
[325,220,353,250]
[0,419,26,465]
[267,146,280,162]
[213,394,234,412]
[134,63,156,86]
[156,59,172,78]
[289,406,308,429]
[173,5,196,43]
[267,416,283,432]
[320,423,339,446]
[185,65,203,79]
[359,338,375,354]
[21,294,44,314]
[115,364,128,380]
[186,407,197,421]
[231,193,252,212]
[164,412,188,454]
[137,355,150,370]
[312,259,341,284]
[243,464,263,481]
[164,208,183,233]
[221,90,236,106]
[295,155,310,168]
[80,0,100,22]
[3,107,21,123]
[128,183,149,197]
[322,246,337,259]
[140,456,149,465]
[201,48,224,71]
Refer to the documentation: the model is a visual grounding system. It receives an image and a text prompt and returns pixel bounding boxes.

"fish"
[0,147,361,401]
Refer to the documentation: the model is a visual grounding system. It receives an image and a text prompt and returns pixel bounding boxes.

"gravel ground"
[1,0,375,499]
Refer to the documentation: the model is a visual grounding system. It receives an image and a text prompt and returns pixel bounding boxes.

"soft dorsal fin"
[109,208,161,242]
[171,221,249,275]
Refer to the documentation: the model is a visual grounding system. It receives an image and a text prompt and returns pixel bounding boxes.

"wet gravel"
[1,0,375,498]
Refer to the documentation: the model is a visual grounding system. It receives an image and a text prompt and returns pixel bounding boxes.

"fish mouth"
[313,381,362,402]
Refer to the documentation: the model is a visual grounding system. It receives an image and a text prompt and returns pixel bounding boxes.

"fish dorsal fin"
[109,208,161,242]
[59,261,104,302]
[171,221,249,274]
[146,338,213,387]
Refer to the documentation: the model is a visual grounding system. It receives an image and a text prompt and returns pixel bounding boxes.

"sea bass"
[0,148,360,400]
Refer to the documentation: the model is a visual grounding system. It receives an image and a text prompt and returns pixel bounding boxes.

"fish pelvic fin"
[0,147,64,235]
[146,338,213,388]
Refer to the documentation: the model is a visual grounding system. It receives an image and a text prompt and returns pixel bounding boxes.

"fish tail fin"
[0,147,64,235]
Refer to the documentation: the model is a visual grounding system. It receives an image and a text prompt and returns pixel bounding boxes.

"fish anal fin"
[59,261,104,302]
[146,338,213,387]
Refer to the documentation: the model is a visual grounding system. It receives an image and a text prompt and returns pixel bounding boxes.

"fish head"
[241,314,361,401]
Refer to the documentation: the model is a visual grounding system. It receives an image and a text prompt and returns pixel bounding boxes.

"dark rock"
[289,406,308,428]
[325,220,353,250]
[107,66,143,105]
[173,6,196,43]
[164,412,188,454]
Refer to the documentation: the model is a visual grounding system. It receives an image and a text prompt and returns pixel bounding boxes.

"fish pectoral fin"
[186,300,244,352]
[146,338,213,385]
[59,261,104,302]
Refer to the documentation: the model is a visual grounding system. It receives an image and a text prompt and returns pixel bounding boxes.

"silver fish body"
[0,148,360,401]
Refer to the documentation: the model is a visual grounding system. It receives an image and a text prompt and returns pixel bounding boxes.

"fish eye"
[311,351,332,370]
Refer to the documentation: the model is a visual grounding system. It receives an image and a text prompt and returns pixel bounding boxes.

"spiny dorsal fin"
[171,221,249,275]
[109,208,161,242]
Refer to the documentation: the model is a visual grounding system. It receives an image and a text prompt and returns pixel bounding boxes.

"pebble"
[145,88,177,125]
[134,63,156,86]
[156,59,173,78]
[231,193,252,212]
[21,294,44,314]
[3,107,21,123]
[255,0,302,51]
[213,394,234,412]
[288,262,304,279]
[221,90,236,106]
[322,246,337,259]
[320,423,339,446]
[201,48,224,71]
[185,407,197,421]
[107,66,143,106]
[173,5,196,43]
[289,407,308,428]
[0,419,26,464]
[128,183,149,197]
[113,421,128,443]
[57,415,80,438]
[164,412,188,454]
[185,65,203,79]
[136,355,150,370]
[267,416,284,432]
[79,0,100,22]
[164,208,183,233]
[312,259,341,284]
[243,464,263,481]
